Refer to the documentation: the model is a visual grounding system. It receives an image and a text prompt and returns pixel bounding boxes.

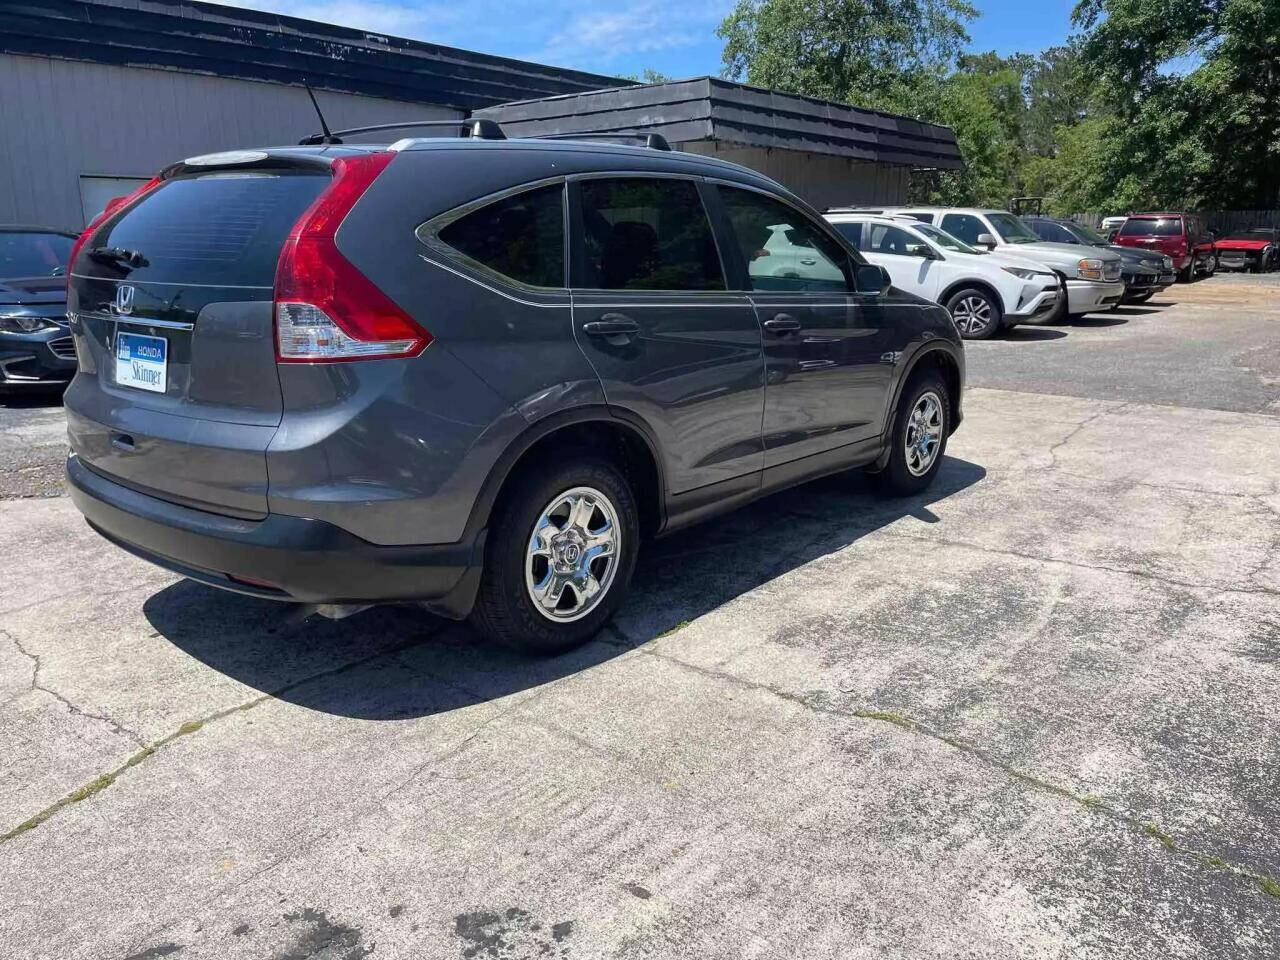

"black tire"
[1179,259,1195,282]
[944,286,1002,340]
[470,453,639,654]
[871,370,950,497]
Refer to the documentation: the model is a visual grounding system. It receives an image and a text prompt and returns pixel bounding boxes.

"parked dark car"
[1023,216,1176,303]
[0,225,78,391]
[1214,228,1279,272]
[1111,213,1216,281]
[62,131,964,653]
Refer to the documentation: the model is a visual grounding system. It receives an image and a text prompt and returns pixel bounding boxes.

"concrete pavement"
[1,276,1278,958]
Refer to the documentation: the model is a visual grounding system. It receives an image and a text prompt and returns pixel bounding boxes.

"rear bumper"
[1065,279,1126,314]
[66,454,484,618]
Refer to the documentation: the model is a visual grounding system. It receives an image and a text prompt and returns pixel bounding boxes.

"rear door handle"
[583,314,640,337]
[763,315,801,335]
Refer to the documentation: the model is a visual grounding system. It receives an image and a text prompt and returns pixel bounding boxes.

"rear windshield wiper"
[88,246,149,270]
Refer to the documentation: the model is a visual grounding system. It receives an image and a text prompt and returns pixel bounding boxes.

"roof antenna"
[303,82,340,144]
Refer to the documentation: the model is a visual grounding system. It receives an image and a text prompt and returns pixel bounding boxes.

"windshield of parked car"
[1069,223,1109,245]
[987,212,1040,244]
[0,231,75,279]
[1119,217,1181,237]
[911,222,980,254]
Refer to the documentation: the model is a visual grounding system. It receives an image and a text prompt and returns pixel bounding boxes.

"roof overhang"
[476,77,964,170]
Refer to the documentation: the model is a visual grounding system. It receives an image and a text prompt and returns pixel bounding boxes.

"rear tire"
[470,454,639,655]
[944,287,1001,340]
[871,371,950,497]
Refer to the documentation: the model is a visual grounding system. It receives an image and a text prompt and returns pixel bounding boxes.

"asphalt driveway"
[1,274,1278,959]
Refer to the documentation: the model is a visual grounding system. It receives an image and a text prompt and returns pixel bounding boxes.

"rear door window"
[830,221,863,248]
[577,178,724,291]
[89,171,329,286]
[718,187,851,292]
[436,183,565,288]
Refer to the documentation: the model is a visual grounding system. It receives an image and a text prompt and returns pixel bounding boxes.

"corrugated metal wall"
[679,142,910,210]
[0,53,462,228]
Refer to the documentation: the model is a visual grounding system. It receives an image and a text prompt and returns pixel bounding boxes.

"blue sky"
[220,0,1083,79]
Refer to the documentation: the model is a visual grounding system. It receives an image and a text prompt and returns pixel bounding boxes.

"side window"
[868,224,921,256]
[900,212,934,224]
[831,221,863,248]
[577,178,724,291]
[437,183,565,288]
[719,187,851,292]
[940,213,987,246]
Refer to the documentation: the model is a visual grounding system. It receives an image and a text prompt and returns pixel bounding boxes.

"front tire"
[470,454,639,654]
[945,287,1001,340]
[871,371,950,496]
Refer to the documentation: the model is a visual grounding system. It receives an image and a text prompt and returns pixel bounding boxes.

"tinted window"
[0,231,74,279]
[987,212,1040,243]
[93,171,328,286]
[867,224,923,256]
[1119,217,1183,237]
[900,212,934,223]
[578,178,723,291]
[940,213,987,246]
[439,184,564,288]
[720,187,850,292]
[831,222,863,248]
[1028,220,1071,243]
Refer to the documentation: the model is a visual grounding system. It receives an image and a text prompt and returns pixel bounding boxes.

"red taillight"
[274,152,431,363]
[66,176,164,283]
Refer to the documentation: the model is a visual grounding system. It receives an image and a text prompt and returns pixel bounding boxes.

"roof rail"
[531,132,672,151]
[299,118,506,145]
[826,206,884,214]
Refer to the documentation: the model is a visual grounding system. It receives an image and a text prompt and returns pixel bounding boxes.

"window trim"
[707,178,863,294]
[567,172,732,294]
[416,176,570,293]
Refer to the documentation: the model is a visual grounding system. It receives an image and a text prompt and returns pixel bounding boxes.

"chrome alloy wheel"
[525,486,620,622]
[904,391,944,477]
[951,295,993,336]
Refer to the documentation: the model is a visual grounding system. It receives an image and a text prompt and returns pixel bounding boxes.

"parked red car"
[1214,228,1279,273]
[1112,213,1216,281]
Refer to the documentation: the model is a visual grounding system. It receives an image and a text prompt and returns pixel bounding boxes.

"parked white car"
[832,206,1126,319]
[825,213,1059,339]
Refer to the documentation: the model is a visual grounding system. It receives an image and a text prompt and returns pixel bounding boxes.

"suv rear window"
[89,170,328,287]
[437,183,565,288]
[1118,217,1183,237]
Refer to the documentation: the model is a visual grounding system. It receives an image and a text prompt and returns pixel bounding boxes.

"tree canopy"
[717,0,1280,212]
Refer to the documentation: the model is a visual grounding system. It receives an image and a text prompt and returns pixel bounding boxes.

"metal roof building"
[0,0,962,227]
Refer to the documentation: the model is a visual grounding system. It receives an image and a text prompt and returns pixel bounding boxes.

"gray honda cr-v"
[63,126,964,653]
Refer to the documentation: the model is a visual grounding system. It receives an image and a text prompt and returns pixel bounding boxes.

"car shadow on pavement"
[143,456,985,720]
[1002,327,1068,341]
[0,388,64,408]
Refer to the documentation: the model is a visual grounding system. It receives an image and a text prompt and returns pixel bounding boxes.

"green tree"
[718,0,977,114]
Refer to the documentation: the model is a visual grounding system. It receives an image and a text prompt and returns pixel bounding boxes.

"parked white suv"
[836,207,1126,319]
[825,214,1059,339]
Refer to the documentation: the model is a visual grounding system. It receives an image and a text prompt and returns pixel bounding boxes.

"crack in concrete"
[1,626,146,746]
[0,629,444,845]
[608,623,1280,902]
[1042,403,1130,472]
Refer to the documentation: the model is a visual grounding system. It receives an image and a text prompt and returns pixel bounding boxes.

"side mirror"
[904,242,933,259]
[976,233,998,249]
[854,263,891,296]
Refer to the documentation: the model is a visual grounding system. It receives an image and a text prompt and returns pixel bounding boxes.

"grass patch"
[1259,877,1280,899]
[655,620,691,639]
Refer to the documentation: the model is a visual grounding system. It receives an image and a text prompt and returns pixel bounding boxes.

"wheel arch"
[883,345,963,449]
[937,277,1006,319]
[464,406,666,545]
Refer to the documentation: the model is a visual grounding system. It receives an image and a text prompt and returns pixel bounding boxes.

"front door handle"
[763,314,801,335]
[583,314,640,337]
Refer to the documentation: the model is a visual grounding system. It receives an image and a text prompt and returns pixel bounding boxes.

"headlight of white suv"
[1077,258,1105,280]
[1001,266,1046,280]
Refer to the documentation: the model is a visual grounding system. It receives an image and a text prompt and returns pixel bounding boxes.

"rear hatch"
[66,161,330,518]
[1113,217,1187,260]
